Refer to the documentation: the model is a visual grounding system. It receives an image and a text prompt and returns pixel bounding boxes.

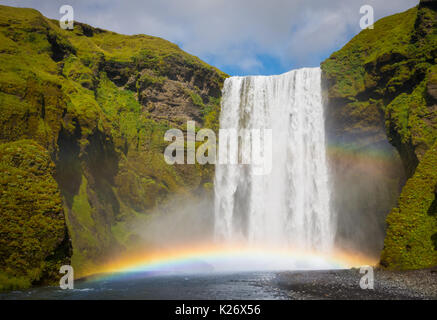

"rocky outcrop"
[322,4,437,269]
[0,140,71,290]
[420,0,437,8]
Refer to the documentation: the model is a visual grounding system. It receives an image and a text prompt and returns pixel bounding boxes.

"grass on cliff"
[381,142,437,269]
[0,140,69,290]
[0,4,226,282]
[322,7,418,98]
[322,3,437,270]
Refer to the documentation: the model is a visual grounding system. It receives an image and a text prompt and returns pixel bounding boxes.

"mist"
[132,194,215,249]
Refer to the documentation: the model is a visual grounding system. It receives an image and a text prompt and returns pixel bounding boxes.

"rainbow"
[83,244,378,281]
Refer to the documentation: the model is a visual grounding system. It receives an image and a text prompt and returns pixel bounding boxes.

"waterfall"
[214,67,335,252]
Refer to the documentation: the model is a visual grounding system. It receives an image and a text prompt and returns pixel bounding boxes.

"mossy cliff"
[0,140,71,290]
[0,4,227,288]
[322,1,437,269]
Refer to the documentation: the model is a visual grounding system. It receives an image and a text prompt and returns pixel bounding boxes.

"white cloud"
[0,0,419,74]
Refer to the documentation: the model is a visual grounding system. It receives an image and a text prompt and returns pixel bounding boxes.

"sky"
[0,0,419,76]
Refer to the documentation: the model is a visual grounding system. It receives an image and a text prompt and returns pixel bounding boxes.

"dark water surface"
[2,269,435,300]
[0,272,289,300]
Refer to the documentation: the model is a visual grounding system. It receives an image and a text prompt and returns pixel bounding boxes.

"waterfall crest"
[214,67,335,252]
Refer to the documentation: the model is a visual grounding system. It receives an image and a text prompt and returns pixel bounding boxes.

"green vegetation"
[0,4,227,285]
[322,3,437,269]
[322,5,436,153]
[322,7,418,98]
[0,140,70,290]
[381,142,437,269]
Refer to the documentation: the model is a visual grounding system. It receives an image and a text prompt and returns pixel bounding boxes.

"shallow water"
[0,272,289,300]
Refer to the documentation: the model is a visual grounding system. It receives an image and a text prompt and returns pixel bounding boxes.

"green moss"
[0,4,227,283]
[203,97,221,134]
[136,72,166,90]
[71,177,95,227]
[385,79,435,151]
[322,7,418,98]
[322,4,437,269]
[66,176,101,276]
[188,90,205,108]
[183,87,222,132]
[96,75,184,200]
[0,272,31,291]
[0,140,69,290]
[62,56,95,89]
[381,142,437,269]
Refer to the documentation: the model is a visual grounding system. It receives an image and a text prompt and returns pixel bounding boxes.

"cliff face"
[0,140,71,290]
[0,5,227,287]
[322,2,437,269]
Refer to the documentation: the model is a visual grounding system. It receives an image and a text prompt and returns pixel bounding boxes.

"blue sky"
[0,0,419,76]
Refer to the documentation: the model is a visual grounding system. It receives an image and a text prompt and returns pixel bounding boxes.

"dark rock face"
[322,4,437,269]
[102,52,223,128]
[420,0,437,8]
[427,76,437,104]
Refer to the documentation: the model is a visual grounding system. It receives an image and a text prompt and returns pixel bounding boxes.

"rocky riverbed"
[274,267,437,300]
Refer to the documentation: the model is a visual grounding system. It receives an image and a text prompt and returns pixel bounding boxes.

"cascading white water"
[214,67,335,252]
